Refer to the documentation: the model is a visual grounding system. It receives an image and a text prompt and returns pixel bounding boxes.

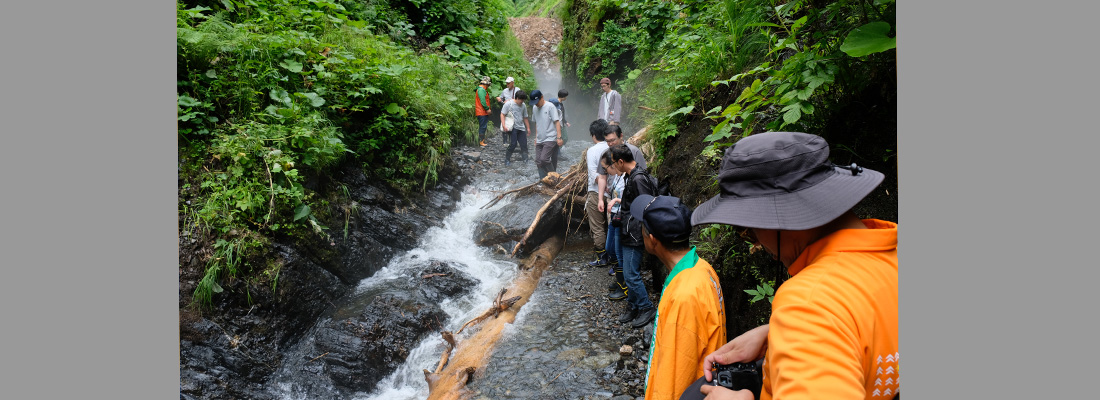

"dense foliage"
[178,0,535,306]
[560,0,896,330]
[562,0,895,154]
[512,0,567,18]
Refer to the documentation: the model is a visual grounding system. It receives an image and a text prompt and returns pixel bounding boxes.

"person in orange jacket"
[473,76,493,146]
[685,131,898,400]
[629,194,727,400]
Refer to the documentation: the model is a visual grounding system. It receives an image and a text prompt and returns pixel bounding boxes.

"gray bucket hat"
[690,132,884,230]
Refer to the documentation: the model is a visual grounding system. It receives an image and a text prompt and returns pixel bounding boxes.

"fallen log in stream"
[423,235,564,399]
[425,126,651,398]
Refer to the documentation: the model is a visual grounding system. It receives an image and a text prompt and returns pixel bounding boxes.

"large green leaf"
[668,105,694,117]
[269,88,291,106]
[300,92,325,107]
[841,22,896,57]
[385,103,407,117]
[279,59,304,73]
[293,204,311,221]
[783,104,802,125]
[178,95,200,107]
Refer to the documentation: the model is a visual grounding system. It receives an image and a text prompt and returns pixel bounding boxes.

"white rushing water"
[349,187,523,400]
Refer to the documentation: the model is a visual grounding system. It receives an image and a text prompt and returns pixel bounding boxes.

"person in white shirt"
[496,77,522,146]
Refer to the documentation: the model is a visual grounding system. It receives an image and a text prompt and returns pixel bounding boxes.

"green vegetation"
[562,0,895,154]
[560,0,895,322]
[178,0,534,307]
[512,0,566,18]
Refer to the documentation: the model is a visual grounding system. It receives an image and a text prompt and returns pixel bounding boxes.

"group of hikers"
[474,77,899,400]
[474,75,622,179]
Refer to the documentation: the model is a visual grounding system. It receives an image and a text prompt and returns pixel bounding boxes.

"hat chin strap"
[777,230,783,276]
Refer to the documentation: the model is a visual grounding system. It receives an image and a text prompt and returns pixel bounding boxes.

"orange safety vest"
[474,85,491,116]
[644,247,727,400]
[761,219,899,400]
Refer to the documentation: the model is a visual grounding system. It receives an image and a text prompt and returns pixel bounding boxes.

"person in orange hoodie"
[630,194,727,400]
[473,76,493,146]
[685,131,898,400]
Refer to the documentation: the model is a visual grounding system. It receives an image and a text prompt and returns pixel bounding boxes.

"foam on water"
[351,189,521,400]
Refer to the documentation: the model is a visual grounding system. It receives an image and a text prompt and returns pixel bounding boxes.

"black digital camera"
[710,360,763,399]
[610,211,623,227]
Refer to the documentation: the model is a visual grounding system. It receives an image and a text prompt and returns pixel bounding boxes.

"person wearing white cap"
[497,77,522,146]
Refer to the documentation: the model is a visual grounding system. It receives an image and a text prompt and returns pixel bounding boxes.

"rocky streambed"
[181,126,658,399]
[466,233,661,400]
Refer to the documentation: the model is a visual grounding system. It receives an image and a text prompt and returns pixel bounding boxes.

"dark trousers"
[535,141,559,178]
[477,115,488,142]
[622,244,654,311]
[505,129,528,162]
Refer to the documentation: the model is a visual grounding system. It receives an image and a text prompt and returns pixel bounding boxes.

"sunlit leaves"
[841,22,896,57]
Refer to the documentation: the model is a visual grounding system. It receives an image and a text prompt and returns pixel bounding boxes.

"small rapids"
[349,189,520,400]
[270,135,600,399]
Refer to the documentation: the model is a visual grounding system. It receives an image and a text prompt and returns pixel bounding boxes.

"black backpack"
[634,168,672,198]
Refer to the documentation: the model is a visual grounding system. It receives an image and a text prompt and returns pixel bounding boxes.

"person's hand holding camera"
[702,324,769,381]
[699,385,755,400]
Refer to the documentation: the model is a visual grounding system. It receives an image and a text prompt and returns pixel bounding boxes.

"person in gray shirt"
[497,76,522,146]
[499,89,530,166]
[598,77,623,125]
[529,90,564,179]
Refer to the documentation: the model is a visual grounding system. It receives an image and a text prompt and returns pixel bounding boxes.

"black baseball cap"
[630,195,693,243]
[529,89,544,104]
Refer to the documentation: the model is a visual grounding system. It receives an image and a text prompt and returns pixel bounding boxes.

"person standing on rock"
[497,77,522,146]
[598,77,622,126]
[608,143,658,329]
[684,131,898,400]
[529,90,564,179]
[499,89,530,166]
[474,76,493,147]
[584,119,612,269]
[627,194,726,400]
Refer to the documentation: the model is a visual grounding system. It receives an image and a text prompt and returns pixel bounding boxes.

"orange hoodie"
[644,247,727,400]
[474,85,491,116]
[761,219,899,400]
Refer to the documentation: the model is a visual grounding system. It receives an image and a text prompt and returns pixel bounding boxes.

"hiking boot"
[505,160,511,166]
[631,307,657,329]
[607,264,616,276]
[587,249,609,268]
[479,140,487,147]
[607,283,627,301]
[618,308,639,323]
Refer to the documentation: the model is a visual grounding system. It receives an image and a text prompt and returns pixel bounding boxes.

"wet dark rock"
[180,155,468,399]
[312,293,447,393]
[474,194,550,246]
[418,260,477,302]
[180,242,352,400]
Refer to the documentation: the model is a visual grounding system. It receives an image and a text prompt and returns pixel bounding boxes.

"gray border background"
[0,1,176,398]
[900,0,1100,398]
[0,0,1096,398]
